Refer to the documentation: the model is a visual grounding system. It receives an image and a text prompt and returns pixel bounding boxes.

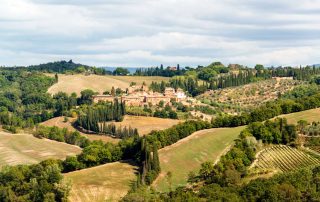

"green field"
[0,132,82,168]
[64,161,138,202]
[278,108,320,124]
[153,126,245,192]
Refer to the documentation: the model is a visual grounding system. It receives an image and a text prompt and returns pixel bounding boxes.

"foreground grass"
[64,161,138,202]
[153,126,245,192]
[47,74,170,95]
[0,132,81,167]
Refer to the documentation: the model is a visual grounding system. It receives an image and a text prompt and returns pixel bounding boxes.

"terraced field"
[64,161,138,202]
[251,145,320,172]
[47,74,170,95]
[0,132,82,167]
[198,77,304,114]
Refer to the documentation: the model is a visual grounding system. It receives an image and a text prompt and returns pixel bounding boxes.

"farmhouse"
[92,95,114,103]
[93,86,187,106]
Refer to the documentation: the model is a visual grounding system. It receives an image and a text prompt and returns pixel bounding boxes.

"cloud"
[0,0,319,67]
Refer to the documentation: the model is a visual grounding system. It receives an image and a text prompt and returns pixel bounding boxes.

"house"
[92,86,187,106]
[92,95,114,103]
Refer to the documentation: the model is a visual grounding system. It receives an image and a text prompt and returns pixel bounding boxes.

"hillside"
[277,108,320,124]
[198,78,304,114]
[47,74,170,95]
[64,161,138,202]
[0,132,81,167]
[153,126,245,192]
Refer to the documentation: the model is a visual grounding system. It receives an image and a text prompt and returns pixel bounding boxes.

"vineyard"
[198,77,304,114]
[251,145,320,172]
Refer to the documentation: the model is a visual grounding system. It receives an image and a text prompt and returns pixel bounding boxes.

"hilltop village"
[93,84,187,106]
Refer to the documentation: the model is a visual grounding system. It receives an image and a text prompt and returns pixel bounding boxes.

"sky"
[0,0,320,67]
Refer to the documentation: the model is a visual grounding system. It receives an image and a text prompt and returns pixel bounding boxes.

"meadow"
[0,131,81,168]
[153,126,245,192]
[64,161,138,202]
[47,74,170,95]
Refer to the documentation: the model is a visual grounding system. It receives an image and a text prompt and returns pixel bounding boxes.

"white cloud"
[0,0,319,67]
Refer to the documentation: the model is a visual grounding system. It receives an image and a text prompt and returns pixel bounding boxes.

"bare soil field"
[110,115,182,135]
[47,74,170,95]
[41,116,120,144]
[0,132,81,167]
[64,161,138,202]
[153,126,245,192]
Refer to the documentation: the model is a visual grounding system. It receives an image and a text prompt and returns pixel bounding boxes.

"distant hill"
[2,60,109,75]
[27,60,90,73]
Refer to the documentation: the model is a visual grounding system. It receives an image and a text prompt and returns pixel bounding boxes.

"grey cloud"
[0,0,319,67]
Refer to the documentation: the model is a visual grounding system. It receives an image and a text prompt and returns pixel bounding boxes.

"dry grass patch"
[41,116,120,144]
[47,74,169,95]
[0,132,81,167]
[153,126,245,192]
[64,161,138,202]
[111,115,182,136]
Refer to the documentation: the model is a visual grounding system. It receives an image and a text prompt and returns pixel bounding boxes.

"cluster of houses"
[93,84,187,107]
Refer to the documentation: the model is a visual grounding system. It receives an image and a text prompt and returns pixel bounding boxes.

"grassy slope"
[0,132,81,167]
[111,115,182,136]
[41,116,120,144]
[64,161,138,202]
[153,126,245,192]
[278,108,320,124]
[47,74,170,95]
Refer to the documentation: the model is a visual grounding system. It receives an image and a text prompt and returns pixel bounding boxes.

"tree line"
[149,64,320,96]
[134,64,185,77]
[75,99,125,132]
[100,122,139,139]
[34,125,90,148]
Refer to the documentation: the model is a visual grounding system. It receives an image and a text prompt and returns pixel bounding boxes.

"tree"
[111,86,115,97]
[79,89,96,105]
[113,67,130,76]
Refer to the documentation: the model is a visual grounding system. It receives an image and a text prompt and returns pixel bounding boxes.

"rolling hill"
[0,132,82,168]
[47,74,170,95]
[153,126,245,192]
[64,161,138,202]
